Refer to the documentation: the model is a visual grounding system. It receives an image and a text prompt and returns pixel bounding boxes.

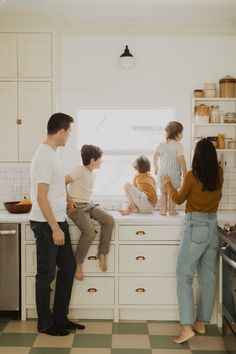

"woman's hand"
[161,175,171,186]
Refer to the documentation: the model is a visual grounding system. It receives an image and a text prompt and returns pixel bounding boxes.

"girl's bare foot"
[159,209,167,216]
[193,321,206,334]
[75,263,84,281]
[119,209,130,216]
[173,327,195,344]
[169,210,179,216]
[97,254,107,272]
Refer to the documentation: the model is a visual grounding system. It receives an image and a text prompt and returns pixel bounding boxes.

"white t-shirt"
[30,143,66,222]
[68,165,95,203]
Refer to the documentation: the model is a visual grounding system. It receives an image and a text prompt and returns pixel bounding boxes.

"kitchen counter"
[0,209,235,224]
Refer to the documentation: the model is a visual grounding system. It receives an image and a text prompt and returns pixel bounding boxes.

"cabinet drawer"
[69,224,115,242]
[119,245,178,274]
[72,244,115,273]
[118,225,182,241]
[70,277,114,305]
[119,277,198,305]
[25,244,115,274]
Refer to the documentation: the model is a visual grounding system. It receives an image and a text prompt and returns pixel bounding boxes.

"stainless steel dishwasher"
[0,223,20,317]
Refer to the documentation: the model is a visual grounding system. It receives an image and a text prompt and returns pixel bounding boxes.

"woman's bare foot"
[193,321,206,334]
[159,209,167,216]
[75,263,84,281]
[129,207,138,213]
[119,209,130,216]
[169,210,179,216]
[173,327,195,344]
[97,254,107,272]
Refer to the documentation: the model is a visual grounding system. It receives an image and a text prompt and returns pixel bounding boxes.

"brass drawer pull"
[87,288,98,293]
[88,256,97,260]
[135,230,146,236]
[135,288,146,293]
[136,256,146,261]
[95,230,98,234]
[16,119,22,125]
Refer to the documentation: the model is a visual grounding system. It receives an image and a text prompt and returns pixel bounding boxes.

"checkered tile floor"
[0,319,229,354]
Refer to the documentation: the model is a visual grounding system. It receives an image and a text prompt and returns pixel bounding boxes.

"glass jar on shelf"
[210,105,220,123]
[217,134,225,149]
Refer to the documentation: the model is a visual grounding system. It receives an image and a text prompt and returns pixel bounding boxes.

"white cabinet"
[0,81,52,162]
[0,33,51,78]
[0,32,53,162]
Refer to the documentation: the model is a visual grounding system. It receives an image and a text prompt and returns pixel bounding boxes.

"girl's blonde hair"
[165,121,183,140]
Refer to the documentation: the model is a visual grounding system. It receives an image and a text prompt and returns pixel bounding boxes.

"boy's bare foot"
[169,210,179,216]
[173,327,195,344]
[75,263,84,281]
[159,209,167,216]
[193,321,206,334]
[97,253,107,272]
[119,209,130,216]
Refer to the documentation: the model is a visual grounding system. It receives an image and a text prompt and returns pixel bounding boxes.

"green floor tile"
[30,349,70,354]
[0,320,8,332]
[200,325,221,336]
[112,323,148,334]
[0,333,36,346]
[73,334,112,348]
[150,335,190,349]
[111,350,151,354]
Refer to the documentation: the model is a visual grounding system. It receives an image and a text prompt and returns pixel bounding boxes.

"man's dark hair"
[47,113,74,135]
[81,145,103,166]
[134,155,151,173]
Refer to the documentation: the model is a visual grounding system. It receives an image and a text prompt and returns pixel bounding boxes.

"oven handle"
[220,246,236,269]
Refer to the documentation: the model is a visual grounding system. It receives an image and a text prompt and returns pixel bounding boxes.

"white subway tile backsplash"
[220,203,236,210]
[228,196,236,204]
[224,172,236,180]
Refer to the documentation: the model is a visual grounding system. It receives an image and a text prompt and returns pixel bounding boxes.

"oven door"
[220,243,236,353]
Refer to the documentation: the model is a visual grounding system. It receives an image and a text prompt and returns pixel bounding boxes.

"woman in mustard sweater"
[161,138,223,344]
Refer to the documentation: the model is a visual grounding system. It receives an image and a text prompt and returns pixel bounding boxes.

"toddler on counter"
[119,155,157,215]
[153,121,187,216]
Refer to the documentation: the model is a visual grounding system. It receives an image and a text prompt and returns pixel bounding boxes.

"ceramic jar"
[195,104,210,124]
[203,83,217,98]
[219,75,236,98]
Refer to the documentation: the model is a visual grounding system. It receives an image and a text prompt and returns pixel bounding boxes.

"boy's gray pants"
[67,202,114,264]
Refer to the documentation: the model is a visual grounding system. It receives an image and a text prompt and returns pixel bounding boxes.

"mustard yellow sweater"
[167,168,223,213]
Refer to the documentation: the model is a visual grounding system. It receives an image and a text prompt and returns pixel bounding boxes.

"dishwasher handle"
[220,246,236,270]
[0,230,17,235]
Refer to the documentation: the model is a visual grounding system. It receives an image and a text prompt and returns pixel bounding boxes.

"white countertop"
[0,209,235,225]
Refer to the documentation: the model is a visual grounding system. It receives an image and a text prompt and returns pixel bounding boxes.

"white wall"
[59,35,236,171]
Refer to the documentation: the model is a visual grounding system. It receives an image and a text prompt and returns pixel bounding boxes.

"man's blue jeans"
[30,221,76,331]
[176,212,219,325]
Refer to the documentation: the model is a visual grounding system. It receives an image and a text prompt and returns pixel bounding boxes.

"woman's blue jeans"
[177,212,219,325]
[30,221,76,331]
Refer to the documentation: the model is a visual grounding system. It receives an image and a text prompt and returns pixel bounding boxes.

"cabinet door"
[0,82,18,161]
[18,81,52,161]
[0,33,17,77]
[18,33,52,78]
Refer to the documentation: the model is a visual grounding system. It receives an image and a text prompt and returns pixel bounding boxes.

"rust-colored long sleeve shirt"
[134,172,157,206]
[167,168,223,213]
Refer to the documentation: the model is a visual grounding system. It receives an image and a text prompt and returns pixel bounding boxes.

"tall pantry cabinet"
[0,33,52,162]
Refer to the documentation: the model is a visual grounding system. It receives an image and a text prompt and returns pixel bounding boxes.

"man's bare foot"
[159,209,167,216]
[169,210,179,216]
[97,254,107,272]
[75,263,84,281]
[173,327,195,344]
[193,321,206,334]
[119,209,130,216]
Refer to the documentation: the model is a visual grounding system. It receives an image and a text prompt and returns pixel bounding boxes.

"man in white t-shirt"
[66,145,114,281]
[30,113,85,336]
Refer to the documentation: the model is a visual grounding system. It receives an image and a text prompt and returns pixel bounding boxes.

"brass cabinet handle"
[135,288,146,293]
[87,288,98,293]
[135,230,146,236]
[95,230,98,234]
[87,256,97,260]
[136,256,146,261]
[16,119,22,125]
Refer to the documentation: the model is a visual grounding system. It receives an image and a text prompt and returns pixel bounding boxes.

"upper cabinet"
[0,33,52,78]
[0,33,17,77]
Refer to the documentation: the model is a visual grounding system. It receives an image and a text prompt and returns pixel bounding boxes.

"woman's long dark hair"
[192,138,220,191]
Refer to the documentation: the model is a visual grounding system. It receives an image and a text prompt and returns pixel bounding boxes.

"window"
[77,108,175,196]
